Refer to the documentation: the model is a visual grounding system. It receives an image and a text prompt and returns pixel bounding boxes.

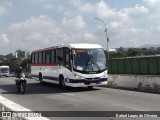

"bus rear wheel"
[39,74,44,85]
[59,76,66,89]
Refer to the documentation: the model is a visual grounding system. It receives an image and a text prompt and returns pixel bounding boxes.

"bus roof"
[32,43,103,53]
[32,46,58,53]
[68,43,103,49]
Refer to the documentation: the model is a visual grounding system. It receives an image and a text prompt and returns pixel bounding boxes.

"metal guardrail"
[107,56,160,75]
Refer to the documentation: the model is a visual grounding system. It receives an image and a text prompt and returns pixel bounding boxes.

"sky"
[0,0,160,55]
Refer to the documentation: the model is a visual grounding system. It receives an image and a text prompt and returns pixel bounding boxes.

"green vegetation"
[0,49,31,73]
[108,47,160,59]
[0,58,31,73]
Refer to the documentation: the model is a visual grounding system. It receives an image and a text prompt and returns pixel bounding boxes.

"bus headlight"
[74,74,85,79]
[102,71,108,77]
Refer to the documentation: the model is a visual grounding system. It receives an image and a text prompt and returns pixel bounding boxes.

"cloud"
[0,34,9,45]
[44,4,54,10]
[8,14,97,52]
[83,32,94,41]
[92,0,160,48]
[61,15,86,30]
[64,0,160,48]
[94,1,116,19]
[79,3,93,13]
[120,5,148,19]
[66,1,116,19]
[144,0,160,6]
[0,1,12,16]
[2,0,160,55]
[68,0,81,7]
[10,15,58,32]
[9,15,60,50]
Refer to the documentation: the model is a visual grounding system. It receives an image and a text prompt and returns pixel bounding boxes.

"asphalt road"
[0,77,160,120]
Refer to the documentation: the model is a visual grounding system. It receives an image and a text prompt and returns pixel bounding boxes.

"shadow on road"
[0,82,100,95]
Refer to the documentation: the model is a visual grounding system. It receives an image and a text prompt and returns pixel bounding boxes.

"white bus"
[31,43,107,88]
[0,66,10,77]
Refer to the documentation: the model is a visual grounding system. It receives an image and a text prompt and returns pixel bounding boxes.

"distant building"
[15,50,30,58]
[25,51,30,58]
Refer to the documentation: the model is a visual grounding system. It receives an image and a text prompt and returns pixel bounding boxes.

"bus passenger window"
[51,50,55,63]
[46,51,51,63]
[31,54,35,64]
[35,53,38,63]
[38,52,42,63]
[42,52,45,63]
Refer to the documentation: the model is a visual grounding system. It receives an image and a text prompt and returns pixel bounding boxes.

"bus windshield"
[72,48,107,73]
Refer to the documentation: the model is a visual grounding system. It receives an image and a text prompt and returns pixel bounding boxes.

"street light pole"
[95,17,109,59]
[107,37,109,59]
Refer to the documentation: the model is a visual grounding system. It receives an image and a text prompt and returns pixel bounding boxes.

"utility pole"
[95,18,109,59]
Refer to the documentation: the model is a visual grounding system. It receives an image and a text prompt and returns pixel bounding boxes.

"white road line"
[61,93,74,96]
[112,103,145,111]
[0,95,50,120]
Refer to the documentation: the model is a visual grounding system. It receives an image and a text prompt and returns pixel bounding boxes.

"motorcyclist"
[16,67,23,78]
[15,67,25,87]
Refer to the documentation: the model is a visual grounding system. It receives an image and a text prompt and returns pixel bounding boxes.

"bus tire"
[59,75,66,89]
[39,73,44,85]
[88,86,93,89]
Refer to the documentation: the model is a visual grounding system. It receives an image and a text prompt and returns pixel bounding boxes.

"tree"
[20,58,31,70]
[5,53,15,59]
[0,58,31,72]
[108,46,160,59]
[157,47,160,54]
[127,48,143,57]
[0,55,4,61]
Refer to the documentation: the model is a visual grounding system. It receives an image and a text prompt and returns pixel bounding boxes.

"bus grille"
[85,77,100,80]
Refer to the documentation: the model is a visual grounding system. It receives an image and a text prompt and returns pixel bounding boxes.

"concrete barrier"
[0,95,49,120]
[108,74,160,92]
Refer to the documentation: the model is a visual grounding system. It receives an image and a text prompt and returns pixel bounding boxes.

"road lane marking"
[112,103,145,111]
[0,95,50,120]
[61,93,74,96]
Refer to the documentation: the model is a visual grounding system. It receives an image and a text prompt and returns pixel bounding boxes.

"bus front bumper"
[65,78,107,87]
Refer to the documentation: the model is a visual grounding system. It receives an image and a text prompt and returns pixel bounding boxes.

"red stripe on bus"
[31,63,59,66]
[32,46,58,53]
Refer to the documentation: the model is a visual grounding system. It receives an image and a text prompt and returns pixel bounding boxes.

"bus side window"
[35,53,38,64]
[31,53,35,64]
[38,52,42,63]
[51,50,55,63]
[42,52,45,64]
[46,51,51,64]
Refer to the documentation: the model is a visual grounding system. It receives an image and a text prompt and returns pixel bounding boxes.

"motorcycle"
[15,73,26,94]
